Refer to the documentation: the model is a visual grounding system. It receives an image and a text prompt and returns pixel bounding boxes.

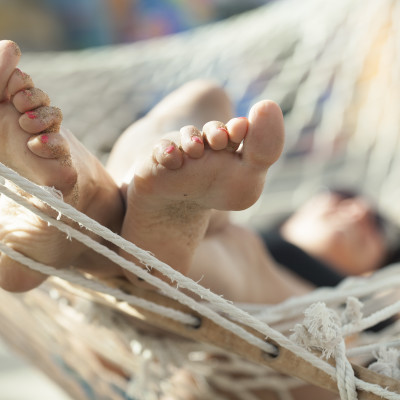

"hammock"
[2,0,400,398]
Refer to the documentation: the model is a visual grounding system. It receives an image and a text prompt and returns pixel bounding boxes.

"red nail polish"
[238,117,248,121]
[165,145,175,154]
[191,136,203,144]
[218,127,229,135]
[26,111,37,119]
[40,135,49,144]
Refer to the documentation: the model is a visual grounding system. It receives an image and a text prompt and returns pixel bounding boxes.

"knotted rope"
[292,302,357,400]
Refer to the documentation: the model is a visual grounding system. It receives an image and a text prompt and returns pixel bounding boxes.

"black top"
[259,227,393,331]
[259,228,345,287]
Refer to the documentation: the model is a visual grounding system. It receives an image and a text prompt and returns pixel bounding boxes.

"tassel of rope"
[291,302,357,400]
[369,348,400,380]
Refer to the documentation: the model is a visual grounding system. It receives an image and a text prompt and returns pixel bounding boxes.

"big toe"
[242,100,284,169]
[0,40,21,102]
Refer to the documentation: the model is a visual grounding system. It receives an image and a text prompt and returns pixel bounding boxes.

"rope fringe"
[369,348,400,380]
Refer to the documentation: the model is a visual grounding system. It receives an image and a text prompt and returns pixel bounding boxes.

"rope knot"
[369,347,400,380]
[291,302,342,359]
[292,302,358,400]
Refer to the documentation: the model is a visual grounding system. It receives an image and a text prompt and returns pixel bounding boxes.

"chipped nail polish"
[191,136,203,144]
[26,111,37,119]
[40,135,49,144]
[218,127,229,135]
[165,145,175,154]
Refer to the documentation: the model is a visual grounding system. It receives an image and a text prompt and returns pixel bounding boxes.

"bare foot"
[0,41,124,292]
[120,100,284,284]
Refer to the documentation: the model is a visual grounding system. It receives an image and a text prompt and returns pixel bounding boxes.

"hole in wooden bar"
[262,340,280,359]
[187,316,202,330]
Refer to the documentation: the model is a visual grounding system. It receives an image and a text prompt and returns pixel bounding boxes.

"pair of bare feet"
[0,40,287,303]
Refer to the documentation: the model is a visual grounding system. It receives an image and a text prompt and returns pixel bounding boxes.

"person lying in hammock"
[1,39,395,400]
[0,39,306,304]
[0,40,393,305]
[260,189,400,288]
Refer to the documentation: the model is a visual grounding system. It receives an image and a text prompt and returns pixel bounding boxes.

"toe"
[19,106,63,134]
[225,117,249,152]
[7,68,34,97]
[13,88,50,113]
[24,128,77,191]
[0,41,21,101]
[241,100,284,169]
[153,139,183,170]
[202,121,229,150]
[27,131,70,160]
[179,125,204,159]
[0,254,46,292]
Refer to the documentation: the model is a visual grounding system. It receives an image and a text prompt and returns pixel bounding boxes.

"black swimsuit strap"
[259,228,344,287]
[259,227,395,331]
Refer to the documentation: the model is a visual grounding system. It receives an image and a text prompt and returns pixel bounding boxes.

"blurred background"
[1,0,400,399]
[0,0,270,52]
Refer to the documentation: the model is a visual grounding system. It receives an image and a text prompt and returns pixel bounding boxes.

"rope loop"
[291,302,358,400]
[342,297,363,327]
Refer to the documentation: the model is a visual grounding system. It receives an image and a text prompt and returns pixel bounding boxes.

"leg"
[119,97,286,288]
[107,78,237,282]
[107,79,305,302]
[0,41,124,292]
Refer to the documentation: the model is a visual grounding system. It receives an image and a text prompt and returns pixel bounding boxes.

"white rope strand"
[255,269,400,325]
[0,242,199,326]
[0,177,279,356]
[0,1,400,399]
[347,340,400,358]
[0,165,327,358]
[342,301,400,337]
[2,164,400,398]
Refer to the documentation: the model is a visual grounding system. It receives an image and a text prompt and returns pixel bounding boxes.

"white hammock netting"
[1,0,400,399]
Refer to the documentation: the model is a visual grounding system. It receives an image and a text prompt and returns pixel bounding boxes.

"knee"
[184,79,231,107]
[148,79,234,128]
[181,79,227,97]
[181,79,234,122]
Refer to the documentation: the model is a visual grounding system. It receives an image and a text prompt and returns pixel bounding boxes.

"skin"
[107,80,308,303]
[281,192,387,276]
[0,40,334,399]
[0,40,304,302]
[0,40,124,291]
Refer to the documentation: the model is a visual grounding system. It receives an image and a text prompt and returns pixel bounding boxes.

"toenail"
[10,42,22,57]
[191,136,203,144]
[164,145,175,154]
[40,135,49,144]
[26,111,37,119]
[218,127,229,135]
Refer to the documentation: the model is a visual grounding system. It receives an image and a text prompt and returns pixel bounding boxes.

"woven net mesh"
[1,0,400,399]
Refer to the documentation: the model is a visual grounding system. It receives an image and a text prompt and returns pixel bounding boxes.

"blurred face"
[282,192,387,276]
